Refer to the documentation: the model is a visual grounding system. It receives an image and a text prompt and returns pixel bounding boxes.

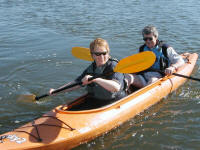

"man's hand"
[165,66,176,75]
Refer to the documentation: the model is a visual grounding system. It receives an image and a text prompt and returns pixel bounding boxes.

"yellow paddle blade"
[17,94,36,102]
[71,47,93,61]
[114,51,156,73]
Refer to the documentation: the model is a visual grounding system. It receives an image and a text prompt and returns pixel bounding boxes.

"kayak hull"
[0,53,198,150]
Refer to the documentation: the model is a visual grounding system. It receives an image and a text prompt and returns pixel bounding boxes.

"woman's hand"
[81,75,94,85]
[165,66,176,75]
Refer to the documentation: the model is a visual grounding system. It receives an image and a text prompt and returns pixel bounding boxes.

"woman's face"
[91,46,109,67]
[143,33,157,49]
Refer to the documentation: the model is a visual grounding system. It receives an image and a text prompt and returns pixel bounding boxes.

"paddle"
[71,47,93,61]
[72,47,200,82]
[19,51,156,101]
[150,69,200,82]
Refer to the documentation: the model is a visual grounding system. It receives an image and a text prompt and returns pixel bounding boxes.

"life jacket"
[86,58,127,101]
[139,40,169,72]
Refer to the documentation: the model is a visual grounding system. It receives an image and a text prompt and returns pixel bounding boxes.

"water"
[0,0,200,149]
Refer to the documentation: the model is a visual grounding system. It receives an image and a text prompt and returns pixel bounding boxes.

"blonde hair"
[90,38,110,53]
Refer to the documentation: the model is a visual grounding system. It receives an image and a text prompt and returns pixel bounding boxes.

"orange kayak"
[0,53,198,150]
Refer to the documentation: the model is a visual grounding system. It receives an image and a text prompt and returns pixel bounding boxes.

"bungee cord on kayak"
[1,115,75,143]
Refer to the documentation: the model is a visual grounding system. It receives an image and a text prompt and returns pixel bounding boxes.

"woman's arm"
[82,75,121,92]
[93,78,121,92]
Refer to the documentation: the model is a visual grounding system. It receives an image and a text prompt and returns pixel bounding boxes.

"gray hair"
[142,25,159,38]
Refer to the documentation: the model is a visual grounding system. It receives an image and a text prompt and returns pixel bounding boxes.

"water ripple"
[0,0,200,149]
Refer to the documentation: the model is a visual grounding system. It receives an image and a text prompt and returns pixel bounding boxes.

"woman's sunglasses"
[143,37,153,41]
[91,51,107,56]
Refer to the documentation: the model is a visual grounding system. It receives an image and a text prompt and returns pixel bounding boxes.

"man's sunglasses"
[143,37,153,41]
[91,52,107,56]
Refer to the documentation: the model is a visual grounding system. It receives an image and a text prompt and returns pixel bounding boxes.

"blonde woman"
[50,38,127,108]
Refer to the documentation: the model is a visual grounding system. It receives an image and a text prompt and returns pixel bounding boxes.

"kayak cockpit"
[55,86,141,113]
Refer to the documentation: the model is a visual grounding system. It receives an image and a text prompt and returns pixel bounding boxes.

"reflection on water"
[0,0,200,149]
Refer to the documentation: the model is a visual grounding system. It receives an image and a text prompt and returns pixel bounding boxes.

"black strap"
[90,58,118,75]
[158,40,169,59]
[139,44,146,52]
[103,58,118,75]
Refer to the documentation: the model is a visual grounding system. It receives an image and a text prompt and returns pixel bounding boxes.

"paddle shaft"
[151,69,200,81]
[35,73,112,100]
[172,73,200,81]
[35,82,80,100]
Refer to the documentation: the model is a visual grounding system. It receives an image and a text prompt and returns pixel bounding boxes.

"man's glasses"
[91,52,107,56]
[143,37,153,41]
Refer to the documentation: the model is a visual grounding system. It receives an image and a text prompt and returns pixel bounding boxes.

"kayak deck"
[0,53,198,150]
